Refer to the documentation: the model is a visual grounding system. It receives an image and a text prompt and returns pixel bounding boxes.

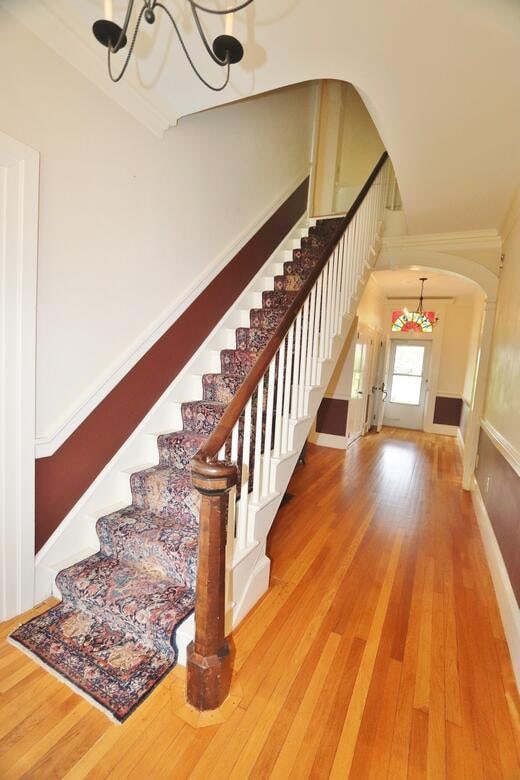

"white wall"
[436,302,480,397]
[0,10,315,448]
[485,186,520,455]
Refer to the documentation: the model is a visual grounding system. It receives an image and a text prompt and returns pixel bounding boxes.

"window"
[390,344,425,405]
[392,310,435,333]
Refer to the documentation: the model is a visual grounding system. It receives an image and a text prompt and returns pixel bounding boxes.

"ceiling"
[372,269,481,300]
[5,0,520,235]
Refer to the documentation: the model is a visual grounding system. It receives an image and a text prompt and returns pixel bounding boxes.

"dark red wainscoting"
[36,177,309,551]
[433,396,463,426]
[316,397,349,437]
[475,427,520,606]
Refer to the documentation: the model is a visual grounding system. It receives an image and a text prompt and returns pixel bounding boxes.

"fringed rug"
[10,218,342,721]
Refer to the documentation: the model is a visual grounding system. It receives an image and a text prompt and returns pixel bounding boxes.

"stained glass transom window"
[391,310,435,333]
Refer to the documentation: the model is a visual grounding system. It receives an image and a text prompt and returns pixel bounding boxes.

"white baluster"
[291,310,302,418]
[298,297,310,417]
[237,398,252,550]
[282,323,294,453]
[252,376,264,505]
[273,339,285,458]
[305,285,316,392]
[320,262,328,360]
[262,359,276,496]
[312,274,322,385]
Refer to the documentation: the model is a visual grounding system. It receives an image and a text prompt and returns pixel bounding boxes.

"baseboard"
[309,431,347,449]
[471,477,520,689]
[35,171,310,457]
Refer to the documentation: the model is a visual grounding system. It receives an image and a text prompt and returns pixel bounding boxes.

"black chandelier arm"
[111,0,137,52]
[186,0,254,16]
[191,4,228,65]
[155,3,231,91]
[108,3,147,82]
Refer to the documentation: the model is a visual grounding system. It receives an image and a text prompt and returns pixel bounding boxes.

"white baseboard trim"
[471,477,520,689]
[424,422,458,437]
[35,171,310,457]
[309,431,347,450]
[480,419,520,479]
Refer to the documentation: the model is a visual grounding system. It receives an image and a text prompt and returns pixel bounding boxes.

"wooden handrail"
[191,151,388,481]
[186,150,388,711]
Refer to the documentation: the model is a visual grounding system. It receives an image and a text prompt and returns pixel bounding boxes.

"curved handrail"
[191,151,388,482]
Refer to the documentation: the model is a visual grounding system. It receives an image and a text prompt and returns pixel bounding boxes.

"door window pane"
[393,345,425,376]
[390,375,422,405]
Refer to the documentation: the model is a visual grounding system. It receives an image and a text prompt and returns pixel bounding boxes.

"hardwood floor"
[1,428,519,778]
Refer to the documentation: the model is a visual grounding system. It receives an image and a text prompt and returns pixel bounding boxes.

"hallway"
[1,430,519,777]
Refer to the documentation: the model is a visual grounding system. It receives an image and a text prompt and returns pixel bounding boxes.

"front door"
[383,340,431,430]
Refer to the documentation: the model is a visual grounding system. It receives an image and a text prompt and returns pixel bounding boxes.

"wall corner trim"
[471,476,520,690]
[480,419,520,479]
[35,171,310,458]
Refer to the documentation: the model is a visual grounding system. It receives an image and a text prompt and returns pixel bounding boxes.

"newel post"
[187,461,236,711]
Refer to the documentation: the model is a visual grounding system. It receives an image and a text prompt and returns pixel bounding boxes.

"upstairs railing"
[187,152,391,710]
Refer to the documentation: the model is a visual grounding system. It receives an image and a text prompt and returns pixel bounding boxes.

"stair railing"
[187,151,390,710]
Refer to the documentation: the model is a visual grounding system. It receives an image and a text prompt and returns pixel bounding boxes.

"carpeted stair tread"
[236,327,271,353]
[10,602,179,722]
[220,349,258,377]
[181,399,227,434]
[157,430,206,470]
[130,465,200,516]
[262,290,298,309]
[54,553,194,657]
[203,372,244,403]
[97,506,198,585]
[250,306,287,330]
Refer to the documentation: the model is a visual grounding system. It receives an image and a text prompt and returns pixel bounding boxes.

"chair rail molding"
[0,131,39,620]
[480,419,520,479]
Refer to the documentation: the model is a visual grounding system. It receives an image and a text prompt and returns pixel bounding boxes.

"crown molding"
[383,229,502,253]
[1,0,173,136]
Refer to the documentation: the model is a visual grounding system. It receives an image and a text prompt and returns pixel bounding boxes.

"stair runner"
[10,217,343,721]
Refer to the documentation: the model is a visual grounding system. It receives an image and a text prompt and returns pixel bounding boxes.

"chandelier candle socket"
[92,0,253,89]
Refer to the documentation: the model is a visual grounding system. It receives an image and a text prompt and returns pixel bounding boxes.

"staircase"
[12,154,390,721]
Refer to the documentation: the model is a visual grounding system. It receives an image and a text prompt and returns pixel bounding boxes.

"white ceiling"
[372,269,481,300]
[5,0,520,234]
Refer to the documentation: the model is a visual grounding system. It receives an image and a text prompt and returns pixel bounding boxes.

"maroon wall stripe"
[316,397,348,437]
[476,428,520,605]
[433,396,463,426]
[36,177,310,551]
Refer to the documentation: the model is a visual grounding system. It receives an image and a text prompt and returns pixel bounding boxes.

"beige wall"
[485,187,520,453]
[437,303,480,397]
[0,10,315,445]
[356,275,385,333]
[337,85,385,190]
[312,81,384,216]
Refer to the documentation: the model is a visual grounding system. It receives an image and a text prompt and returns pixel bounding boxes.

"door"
[372,337,389,433]
[346,329,370,443]
[383,340,431,430]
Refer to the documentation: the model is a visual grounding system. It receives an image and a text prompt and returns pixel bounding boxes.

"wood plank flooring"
[1,428,519,778]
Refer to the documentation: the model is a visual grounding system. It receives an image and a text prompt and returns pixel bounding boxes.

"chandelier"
[402,277,439,330]
[93,0,254,91]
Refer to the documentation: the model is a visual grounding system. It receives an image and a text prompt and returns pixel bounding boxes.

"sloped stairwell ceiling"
[5,0,520,234]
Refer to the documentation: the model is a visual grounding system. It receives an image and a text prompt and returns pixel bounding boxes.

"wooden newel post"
[187,462,237,711]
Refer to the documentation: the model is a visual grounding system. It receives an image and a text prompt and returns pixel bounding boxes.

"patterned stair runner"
[10,217,342,721]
